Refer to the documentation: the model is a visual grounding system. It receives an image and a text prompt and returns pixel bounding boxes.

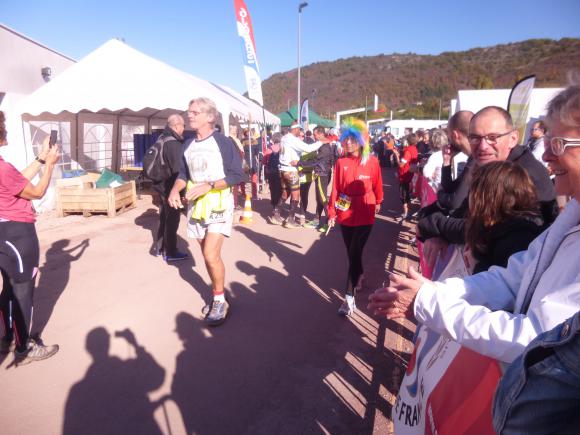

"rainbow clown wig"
[340,117,371,164]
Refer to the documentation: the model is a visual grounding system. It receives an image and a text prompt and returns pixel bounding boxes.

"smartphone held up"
[49,130,57,148]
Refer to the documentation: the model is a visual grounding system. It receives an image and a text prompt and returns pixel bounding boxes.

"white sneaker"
[338,294,356,316]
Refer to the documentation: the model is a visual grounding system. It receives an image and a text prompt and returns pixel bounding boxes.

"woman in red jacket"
[328,118,383,316]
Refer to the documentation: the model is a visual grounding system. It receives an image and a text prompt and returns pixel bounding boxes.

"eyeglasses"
[468,130,514,146]
[548,136,580,156]
[187,110,204,116]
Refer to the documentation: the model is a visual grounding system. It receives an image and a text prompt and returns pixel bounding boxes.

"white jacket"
[414,199,580,363]
[279,134,323,172]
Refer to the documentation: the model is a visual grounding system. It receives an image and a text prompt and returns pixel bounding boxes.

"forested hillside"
[262,38,580,119]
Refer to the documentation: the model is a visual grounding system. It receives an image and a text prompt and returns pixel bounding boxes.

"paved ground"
[0,168,418,435]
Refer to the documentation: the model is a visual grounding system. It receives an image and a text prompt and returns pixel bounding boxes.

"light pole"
[297,2,308,119]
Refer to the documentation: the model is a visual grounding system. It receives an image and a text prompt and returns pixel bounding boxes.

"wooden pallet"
[56,173,137,217]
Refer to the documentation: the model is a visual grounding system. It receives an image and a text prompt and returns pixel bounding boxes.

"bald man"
[152,113,187,261]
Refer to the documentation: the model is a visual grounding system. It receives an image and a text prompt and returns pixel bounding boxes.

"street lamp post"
[297,2,308,120]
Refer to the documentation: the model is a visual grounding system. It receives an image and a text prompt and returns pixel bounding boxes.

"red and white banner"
[234,0,263,106]
[394,245,501,434]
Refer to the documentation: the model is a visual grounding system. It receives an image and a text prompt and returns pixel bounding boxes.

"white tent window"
[28,120,71,177]
[83,123,112,171]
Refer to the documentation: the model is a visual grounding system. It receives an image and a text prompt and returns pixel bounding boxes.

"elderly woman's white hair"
[429,128,448,152]
[546,84,580,128]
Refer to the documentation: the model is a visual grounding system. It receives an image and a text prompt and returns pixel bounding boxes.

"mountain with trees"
[262,38,580,120]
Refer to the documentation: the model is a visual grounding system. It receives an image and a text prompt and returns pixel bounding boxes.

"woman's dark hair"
[0,111,6,142]
[466,161,540,257]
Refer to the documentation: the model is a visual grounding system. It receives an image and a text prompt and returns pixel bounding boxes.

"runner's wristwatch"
[208,181,215,189]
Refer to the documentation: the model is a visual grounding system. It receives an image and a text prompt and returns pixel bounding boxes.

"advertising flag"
[300,98,309,131]
[508,75,535,143]
[234,0,264,106]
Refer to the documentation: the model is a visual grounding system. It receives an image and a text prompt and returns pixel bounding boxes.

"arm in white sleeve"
[290,137,324,154]
[414,281,540,363]
[413,235,551,363]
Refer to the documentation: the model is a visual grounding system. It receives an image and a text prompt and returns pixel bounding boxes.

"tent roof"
[18,39,279,125]
[277,105,334,128]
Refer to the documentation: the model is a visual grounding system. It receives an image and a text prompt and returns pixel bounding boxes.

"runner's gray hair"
[189,97,219,125]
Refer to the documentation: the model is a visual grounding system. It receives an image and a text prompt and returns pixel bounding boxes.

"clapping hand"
[367,267,427,320]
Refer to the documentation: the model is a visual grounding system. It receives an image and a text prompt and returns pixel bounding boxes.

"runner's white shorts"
[187,195,234,239]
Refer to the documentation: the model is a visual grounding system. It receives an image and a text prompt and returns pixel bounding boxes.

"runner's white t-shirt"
[184,135,226,183]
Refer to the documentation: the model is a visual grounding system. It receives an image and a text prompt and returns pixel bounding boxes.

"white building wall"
[0,24,75,95]
[0,24,75,169]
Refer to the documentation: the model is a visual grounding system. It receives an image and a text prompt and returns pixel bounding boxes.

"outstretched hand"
[367,267,427,320]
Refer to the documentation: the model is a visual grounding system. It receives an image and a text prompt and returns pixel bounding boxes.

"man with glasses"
[417,106,557,248]
[168,98,244,326]
[527,120,548,166]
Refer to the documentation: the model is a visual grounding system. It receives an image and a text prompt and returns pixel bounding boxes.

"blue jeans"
[493,311,580,434]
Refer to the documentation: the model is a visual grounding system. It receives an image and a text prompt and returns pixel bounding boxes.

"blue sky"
[3,0,579,95]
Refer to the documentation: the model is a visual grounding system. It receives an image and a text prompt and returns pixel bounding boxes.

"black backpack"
[143,135,173,182]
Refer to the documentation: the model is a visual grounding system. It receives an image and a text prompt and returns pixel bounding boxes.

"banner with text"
[234,0,264,106]
[394,245,501,435]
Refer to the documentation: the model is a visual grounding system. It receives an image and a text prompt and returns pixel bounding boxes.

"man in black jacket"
[300,126,334,230]
[418,106,558,248]
[153,114,187,261]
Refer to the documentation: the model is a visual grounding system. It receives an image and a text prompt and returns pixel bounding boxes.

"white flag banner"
[300,98,309,131]
[508,75,535,144]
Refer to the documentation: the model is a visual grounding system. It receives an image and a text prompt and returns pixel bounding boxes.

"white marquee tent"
[18,39,279,174]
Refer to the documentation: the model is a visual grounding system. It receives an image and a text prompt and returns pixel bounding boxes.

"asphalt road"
[0,167,418,435]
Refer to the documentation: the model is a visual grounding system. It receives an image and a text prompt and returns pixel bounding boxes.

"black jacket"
[154,125,184,196]
[438,157,475,211]
[472,216,546,274]
[298,142,334,177]
[418,146,558,244]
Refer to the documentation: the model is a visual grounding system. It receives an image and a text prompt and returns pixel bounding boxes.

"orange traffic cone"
[239,193,253,224]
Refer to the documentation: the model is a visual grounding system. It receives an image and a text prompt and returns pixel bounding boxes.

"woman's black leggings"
[340,224,372,296]
[0,221,39,352]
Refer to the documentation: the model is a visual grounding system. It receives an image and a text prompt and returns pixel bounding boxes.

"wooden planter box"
[56,173,137,217]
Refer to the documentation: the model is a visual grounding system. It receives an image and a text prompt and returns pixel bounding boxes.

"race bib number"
[336,193,351,211]
[205,209,226,224]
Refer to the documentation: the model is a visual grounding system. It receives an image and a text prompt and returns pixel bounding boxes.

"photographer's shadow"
[63,327,165,435]
[33,238,89,339]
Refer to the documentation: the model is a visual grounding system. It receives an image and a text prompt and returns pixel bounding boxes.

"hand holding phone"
[49,130,57,148]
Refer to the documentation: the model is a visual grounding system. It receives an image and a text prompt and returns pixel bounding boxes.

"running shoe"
[164,251,189,262]
[283,218,301,229]
[14,339,59,366]
[338,295,356,316]
[303,219,319,229]
[318,224,329,233]
[205,300,230,326]
[269,214,284,225]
